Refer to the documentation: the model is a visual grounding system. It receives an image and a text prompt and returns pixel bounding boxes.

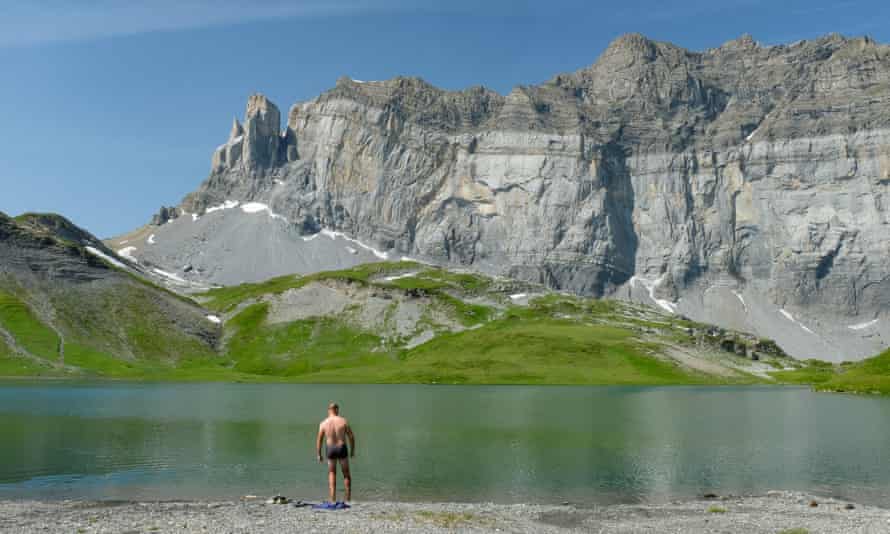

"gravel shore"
[1,492,887,533]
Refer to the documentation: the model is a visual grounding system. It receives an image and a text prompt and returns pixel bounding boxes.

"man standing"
[316,402,356,503]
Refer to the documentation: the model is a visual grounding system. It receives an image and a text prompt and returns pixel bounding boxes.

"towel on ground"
[312,501,350,510]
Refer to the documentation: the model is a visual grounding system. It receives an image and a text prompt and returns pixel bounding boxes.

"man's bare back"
[316,403,355,502]
[319,415,350,447]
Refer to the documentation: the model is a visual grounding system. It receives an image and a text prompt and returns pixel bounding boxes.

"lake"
[1,383,889,505]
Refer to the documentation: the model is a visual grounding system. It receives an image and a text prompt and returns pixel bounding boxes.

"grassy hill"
[168,262,792,384]
[770,350,890,395]
[1,249,791,384]
[0,212,220,379]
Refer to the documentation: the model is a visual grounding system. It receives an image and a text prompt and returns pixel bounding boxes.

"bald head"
[328,402,339,416]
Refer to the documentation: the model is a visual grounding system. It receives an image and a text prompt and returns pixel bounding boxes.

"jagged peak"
[335,74,440,93]
[608,32,652,48]
[589,32,698,71]
[229,117,243,141]
[246,93,279,119]
[836,34,884,50]
[720,33,759,50]
[506,85,529,96]
[389,75,436,89]
[603,32,658,57]
[819,32,848,44]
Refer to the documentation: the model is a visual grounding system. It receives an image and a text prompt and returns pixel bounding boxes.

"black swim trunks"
[326,443,348,460]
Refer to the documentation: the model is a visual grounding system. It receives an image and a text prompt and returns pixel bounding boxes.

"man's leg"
[339,458,351,502]
[327,460,337,503]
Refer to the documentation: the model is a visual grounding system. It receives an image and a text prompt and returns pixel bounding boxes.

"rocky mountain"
[111,33,890,361]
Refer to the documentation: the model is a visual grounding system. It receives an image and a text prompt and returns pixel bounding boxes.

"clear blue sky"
[1,0,887,238]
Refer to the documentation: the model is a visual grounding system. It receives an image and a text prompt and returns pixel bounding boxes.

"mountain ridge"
[112,31,890,361]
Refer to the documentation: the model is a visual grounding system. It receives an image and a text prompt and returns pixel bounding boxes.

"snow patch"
[779,309,816,335]
[240,202,269,214]
[382,272,419,282]
[300,228,393,259]
[732,290,748,312]
[205,200,240,214]
[85,246,127,269]
[320,229,389,260]
[147,234,156,245]
[630,275,677,314]
[509,293,528,300]
[206,315,222,324]
[849,319,879,331]
[117,246,139,263]
[120,240,129,245]
[152,268,187,284]
[240,202,288,221]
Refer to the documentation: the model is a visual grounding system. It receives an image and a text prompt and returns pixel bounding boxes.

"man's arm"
[316,425,325,462]
[346,424,356,457]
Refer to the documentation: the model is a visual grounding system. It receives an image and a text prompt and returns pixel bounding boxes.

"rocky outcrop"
[211,94,283,175]
[151,206,180,226]
[145,33,890,360]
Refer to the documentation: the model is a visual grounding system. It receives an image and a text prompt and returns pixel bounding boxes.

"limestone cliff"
[135,33,890,360]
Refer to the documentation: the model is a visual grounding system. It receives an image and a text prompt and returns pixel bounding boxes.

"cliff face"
[141,33,890,360]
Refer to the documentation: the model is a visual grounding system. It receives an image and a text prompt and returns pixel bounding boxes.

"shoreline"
[2,492,887,533]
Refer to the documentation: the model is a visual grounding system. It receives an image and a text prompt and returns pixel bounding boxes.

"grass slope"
[6,257,886,390]
[293,317,708,385]
[197,264,758,385]
[772,350,890,394]
[0,284,218,378]
[0,211,223,380]
[0,335,57,377]
[0,291,60,362]
[201,262,418,313]
[0,282,219,380]
[52,284,216,363]
[225,303,387,377]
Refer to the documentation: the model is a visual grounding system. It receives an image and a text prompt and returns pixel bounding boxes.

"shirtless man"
[316,402,356,502]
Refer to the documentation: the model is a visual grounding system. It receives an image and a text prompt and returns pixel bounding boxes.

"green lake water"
[1,383,889,505]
